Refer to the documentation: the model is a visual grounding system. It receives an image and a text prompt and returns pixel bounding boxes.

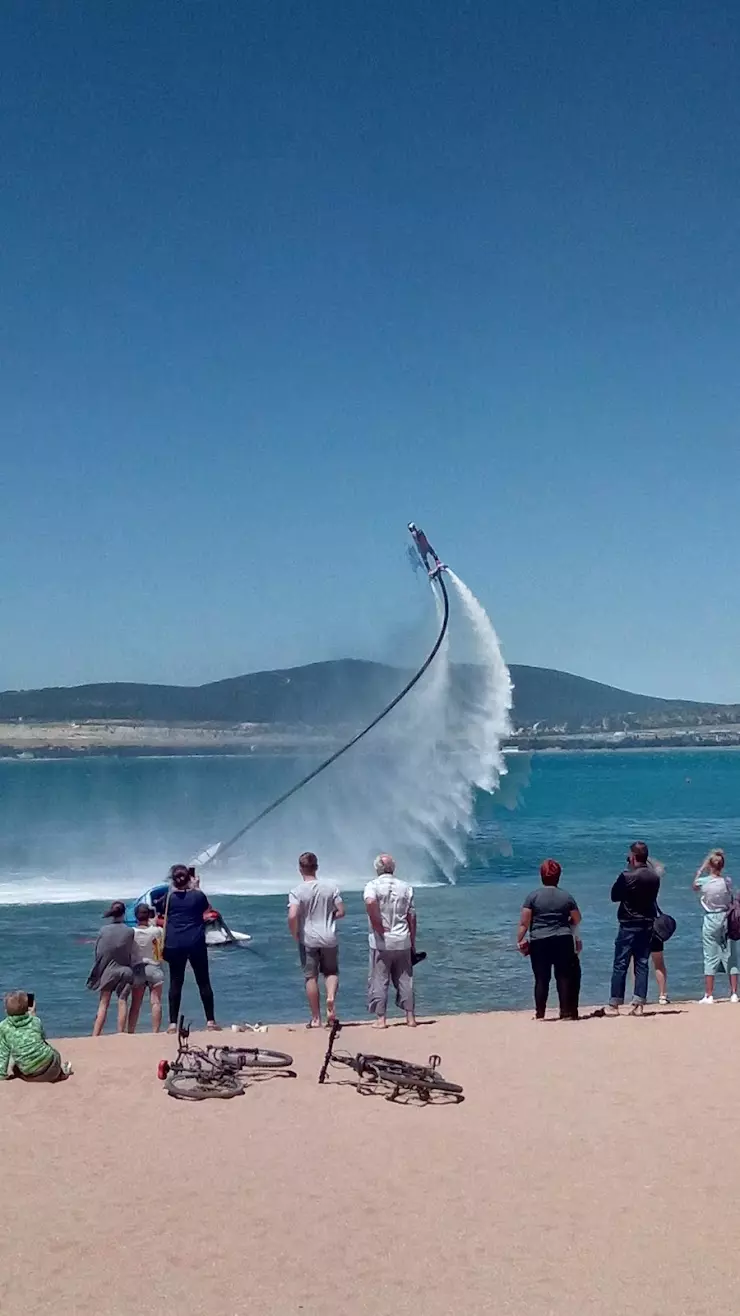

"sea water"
[1,748,738,1034]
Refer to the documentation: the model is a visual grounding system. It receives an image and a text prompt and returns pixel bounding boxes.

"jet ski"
[204,922,252,948]
[124,885,251,948]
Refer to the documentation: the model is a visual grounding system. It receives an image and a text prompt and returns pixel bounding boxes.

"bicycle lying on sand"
[317,1020,463,1103]
[159,1017,295,1100]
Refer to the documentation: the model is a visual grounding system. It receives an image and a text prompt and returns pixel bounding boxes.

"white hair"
[373,853,396,876]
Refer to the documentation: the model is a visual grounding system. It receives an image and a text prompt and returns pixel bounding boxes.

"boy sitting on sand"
[0,991,72,1083]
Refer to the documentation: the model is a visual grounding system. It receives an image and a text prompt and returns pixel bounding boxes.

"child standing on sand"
[0,991,72,1082]
[126,903,165,1033]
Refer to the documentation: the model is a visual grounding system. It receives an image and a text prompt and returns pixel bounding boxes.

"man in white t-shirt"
[363,853,417,1028]
[288,851,345,1028]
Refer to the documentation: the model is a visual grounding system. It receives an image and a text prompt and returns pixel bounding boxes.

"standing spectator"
[126,903,165,1033]
[87,901,136,1036]
[516,859,582,1020]
[288,851,345,1029]
[363,854,417,1029]
[693,849,739,1004]
[163,864,219,1034]
[645,857,669,1004]
[650,931,670,1006]
[607,841,660,1017]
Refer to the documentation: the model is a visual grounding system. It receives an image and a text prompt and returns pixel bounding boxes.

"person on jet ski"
[141,867,232,944]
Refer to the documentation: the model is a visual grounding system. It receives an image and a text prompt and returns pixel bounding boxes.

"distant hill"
[0,660,735,731]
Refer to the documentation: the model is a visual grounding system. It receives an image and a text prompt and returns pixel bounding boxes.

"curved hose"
[200,573,450,867]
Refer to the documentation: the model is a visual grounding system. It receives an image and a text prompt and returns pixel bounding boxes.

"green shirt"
[0,1013,56,1078]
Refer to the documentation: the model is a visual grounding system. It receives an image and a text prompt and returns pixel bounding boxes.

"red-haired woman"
[516,860,582,1020]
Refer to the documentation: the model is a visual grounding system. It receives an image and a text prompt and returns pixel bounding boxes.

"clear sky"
[2,1,739,700]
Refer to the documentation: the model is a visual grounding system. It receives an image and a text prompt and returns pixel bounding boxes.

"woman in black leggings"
[516,859,582,1020]
[163,865,220,1033]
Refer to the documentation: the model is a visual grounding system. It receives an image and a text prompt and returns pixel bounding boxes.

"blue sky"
[2,1,739,701]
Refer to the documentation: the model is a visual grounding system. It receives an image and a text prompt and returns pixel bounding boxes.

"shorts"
[122,962,165,997]
[299,945,339,981]
[650,933,664,954]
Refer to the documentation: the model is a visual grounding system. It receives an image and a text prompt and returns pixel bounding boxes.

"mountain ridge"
[0,660,735,731]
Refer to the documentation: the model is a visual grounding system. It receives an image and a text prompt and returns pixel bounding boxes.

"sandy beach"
[4,1004,738,1315]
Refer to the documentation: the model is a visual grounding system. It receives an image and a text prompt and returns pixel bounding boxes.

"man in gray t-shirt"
[287,851,344,1028]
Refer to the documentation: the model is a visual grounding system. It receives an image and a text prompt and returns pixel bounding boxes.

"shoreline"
[14,995,724,1039]
[4,735,740,761]
[43,992,740,1036]
[4,718,740,759]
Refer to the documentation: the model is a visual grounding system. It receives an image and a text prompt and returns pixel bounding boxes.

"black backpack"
[727,899,740,942]
[653,910,677,943]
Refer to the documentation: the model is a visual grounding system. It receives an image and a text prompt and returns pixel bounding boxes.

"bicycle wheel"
[358,1052,431,1073]
[166,1070,244,1101]
[371,1066,463,1097]
[211,1046,294,1070]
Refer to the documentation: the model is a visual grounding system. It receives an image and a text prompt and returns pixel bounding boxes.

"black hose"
[200,573,450,866]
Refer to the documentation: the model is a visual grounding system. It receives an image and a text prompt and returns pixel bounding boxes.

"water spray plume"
[192,528,513,886]
[374,568,513,881]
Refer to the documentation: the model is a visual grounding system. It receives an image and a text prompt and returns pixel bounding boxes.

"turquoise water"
[1,749,738,1034]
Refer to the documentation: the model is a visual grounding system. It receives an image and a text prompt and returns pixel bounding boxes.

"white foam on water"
[0,868,446,905]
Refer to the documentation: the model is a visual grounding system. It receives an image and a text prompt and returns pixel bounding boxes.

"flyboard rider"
[408,523,445,577]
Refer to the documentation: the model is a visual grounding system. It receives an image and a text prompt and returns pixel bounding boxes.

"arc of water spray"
[193,529,450,869]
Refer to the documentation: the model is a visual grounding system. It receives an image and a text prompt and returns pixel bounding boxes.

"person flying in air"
[408,523,444,576]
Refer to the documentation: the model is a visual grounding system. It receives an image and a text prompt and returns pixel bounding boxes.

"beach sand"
[3,1004,737,1315]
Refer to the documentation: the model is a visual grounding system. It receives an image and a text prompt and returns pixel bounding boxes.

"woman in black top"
[162,865,220,1034]
[516,859,582,1020]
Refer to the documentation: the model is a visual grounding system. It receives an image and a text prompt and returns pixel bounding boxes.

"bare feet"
[373,1018,388,1029]
[629,1003,644,1017]
[405,1014,417,1027]
[604,1005,620,1017]
[206,1021,222,1031]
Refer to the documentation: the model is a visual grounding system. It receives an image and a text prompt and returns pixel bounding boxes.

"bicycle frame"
[318,1018,343,1084]
[318,1020,444,1088]
[168,1017,295,1080]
